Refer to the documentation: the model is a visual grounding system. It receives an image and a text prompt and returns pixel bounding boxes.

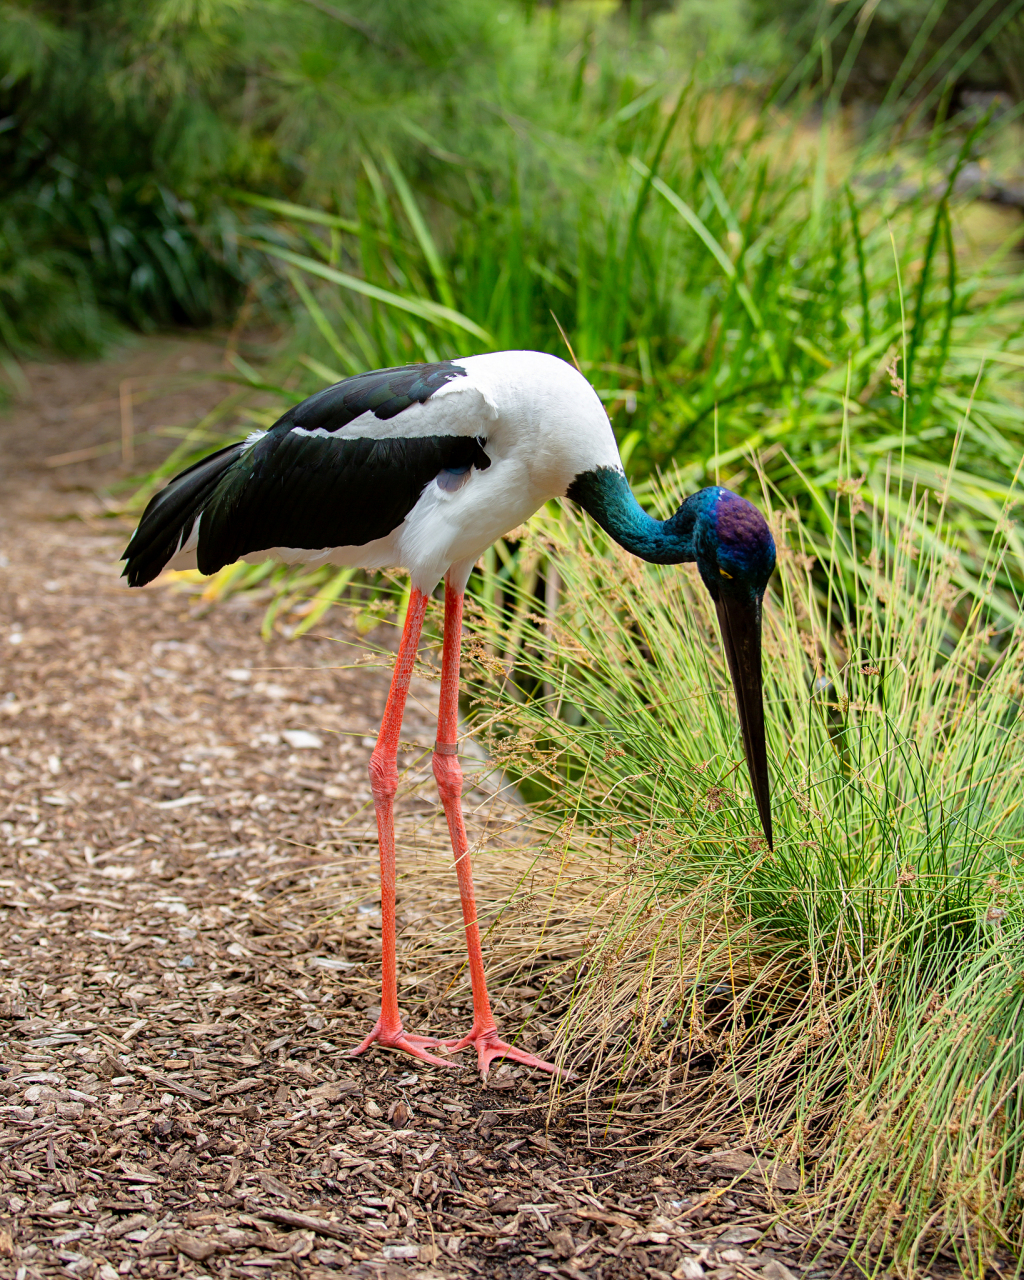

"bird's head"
[669,486,776,603]
[668,487,776,848]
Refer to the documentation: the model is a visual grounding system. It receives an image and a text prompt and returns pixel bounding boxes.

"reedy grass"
[239,81,1024,518]
[444,452,1024,1271]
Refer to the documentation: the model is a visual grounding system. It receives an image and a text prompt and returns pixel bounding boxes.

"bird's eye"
[719,568,733,579]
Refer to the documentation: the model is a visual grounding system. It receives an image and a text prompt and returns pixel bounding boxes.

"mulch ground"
[1,336,860,1280]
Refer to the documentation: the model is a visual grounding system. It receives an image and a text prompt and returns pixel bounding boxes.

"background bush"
[0,0,511,354]
[750,0,1024,104]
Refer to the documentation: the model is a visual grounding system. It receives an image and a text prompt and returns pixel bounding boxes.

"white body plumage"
[164,351,622,592]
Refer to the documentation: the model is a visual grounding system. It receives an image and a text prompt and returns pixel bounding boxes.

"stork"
[122,350,776,1078]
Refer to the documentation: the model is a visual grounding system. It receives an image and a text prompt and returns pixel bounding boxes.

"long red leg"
[432,577,564,1079]
[350,586,455,1068]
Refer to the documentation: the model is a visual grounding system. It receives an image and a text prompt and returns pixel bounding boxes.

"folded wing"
[122,361,493,587]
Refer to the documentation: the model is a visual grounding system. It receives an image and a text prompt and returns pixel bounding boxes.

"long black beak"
[714,595,773,850]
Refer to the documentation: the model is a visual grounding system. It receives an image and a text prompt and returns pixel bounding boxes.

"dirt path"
[1,337,834,1280]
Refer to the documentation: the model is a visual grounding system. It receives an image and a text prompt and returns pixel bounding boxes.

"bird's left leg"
[350,586,454,1069]
[432,577,564,1079]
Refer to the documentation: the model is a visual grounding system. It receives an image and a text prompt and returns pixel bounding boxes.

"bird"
[122,349,776,1078]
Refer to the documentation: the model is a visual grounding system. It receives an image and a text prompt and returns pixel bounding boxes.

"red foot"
[349,1017,461,1069]
[441,1024,569,1080]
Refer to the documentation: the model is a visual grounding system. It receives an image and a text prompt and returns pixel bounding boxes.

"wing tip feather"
[121,443,243,588]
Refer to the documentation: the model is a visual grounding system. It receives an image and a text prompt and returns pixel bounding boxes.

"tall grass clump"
[448,447,1024,1270]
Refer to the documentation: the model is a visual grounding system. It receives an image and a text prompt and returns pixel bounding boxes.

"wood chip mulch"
[1,338,858,1280]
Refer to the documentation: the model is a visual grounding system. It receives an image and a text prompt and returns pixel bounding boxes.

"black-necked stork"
[122,350,776,1078]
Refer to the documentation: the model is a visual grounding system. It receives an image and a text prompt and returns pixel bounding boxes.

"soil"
[0,336,859,1280]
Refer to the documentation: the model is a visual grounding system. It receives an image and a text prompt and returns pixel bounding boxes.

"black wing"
[122,361,490,587]
[121,441,248,588]
[274,360,468,432]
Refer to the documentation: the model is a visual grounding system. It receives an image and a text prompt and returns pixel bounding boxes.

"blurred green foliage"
[3,0,1023,447]
[0,0,511,359]
[750,0,1024,105]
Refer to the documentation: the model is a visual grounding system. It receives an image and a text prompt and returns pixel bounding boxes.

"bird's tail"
[121,442,245,588]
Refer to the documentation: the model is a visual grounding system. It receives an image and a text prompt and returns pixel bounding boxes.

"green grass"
[455,458,1024,1272]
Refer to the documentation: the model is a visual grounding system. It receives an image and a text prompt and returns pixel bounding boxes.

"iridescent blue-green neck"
[566,468,700,565]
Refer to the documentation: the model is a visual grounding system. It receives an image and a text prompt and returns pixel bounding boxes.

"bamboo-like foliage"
[0,0,511,365]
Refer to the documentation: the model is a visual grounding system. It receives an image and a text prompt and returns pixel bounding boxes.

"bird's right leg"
[350,586,455,1069]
